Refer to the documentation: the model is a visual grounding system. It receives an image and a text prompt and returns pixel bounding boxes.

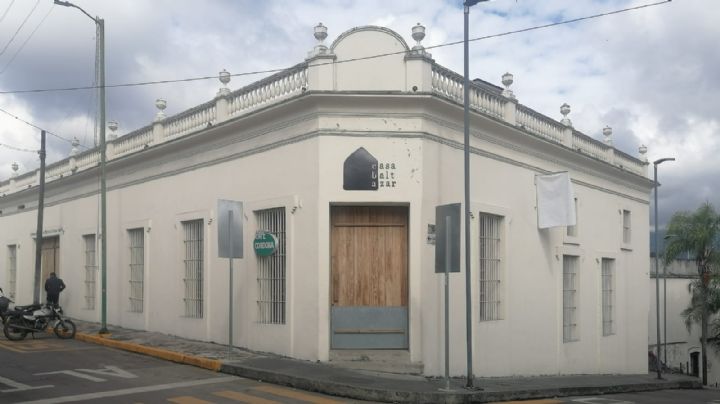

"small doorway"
[330,206,408,349]
[39,236,60,302]
[690,352,699,377]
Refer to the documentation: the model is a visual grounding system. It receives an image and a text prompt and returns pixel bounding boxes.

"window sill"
[620,244,633,252]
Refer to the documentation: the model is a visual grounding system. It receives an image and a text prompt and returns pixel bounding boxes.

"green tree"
[663,202,720,385]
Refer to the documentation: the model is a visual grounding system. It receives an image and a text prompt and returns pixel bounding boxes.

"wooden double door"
[40,236,60,301]
[330,206,408,349]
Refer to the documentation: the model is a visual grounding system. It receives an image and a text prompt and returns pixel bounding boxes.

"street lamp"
[54,0,108,334]
[653,157,675,379]
[463,0,490,389]
[662,233,677,368]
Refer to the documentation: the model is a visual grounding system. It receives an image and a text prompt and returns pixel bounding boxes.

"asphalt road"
[0,334,362,403]
[2,334,719,403]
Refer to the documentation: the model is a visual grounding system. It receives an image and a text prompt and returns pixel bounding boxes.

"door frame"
[328,203,410,350]
[38,236,61,302]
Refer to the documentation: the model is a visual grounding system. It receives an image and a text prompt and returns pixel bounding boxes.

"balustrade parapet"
[432,63,505,96]
[163,99,217,128]
[0,54,649,198]
[231,62,309,99]
[431,62,646,177]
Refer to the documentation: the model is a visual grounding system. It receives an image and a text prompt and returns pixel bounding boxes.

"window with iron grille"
[601,258,615,336]
[622,210,631,244]
[256,207,286,324]
[182,220,203,318]
[128,228,144,313]
[479,213,502,321]
[563,255,579,342]
[83,235,97,310]
[7,245,17,300]
[566,198,578,237]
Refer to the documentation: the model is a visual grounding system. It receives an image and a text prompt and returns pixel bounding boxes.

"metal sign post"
[218,200,244,353]
[444,215,451,391]
[228,210,234,352]
[435,203,460,392]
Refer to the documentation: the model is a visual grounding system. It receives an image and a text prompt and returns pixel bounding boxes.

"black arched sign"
[343,147,378,191]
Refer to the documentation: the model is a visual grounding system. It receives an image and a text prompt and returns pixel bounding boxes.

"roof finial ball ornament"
[155,98,167,122]
[107,120,118,141]
[70,137,80,156]
[218,69,231,97]
[560,103,572,127]
[313,23,329,56]
[11,161,19,178]
[411,23,426,52]
[638,144,648,162]
[501,72,515,99]
[603,125,613,146]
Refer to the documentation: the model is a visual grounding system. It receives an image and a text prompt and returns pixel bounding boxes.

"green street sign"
[253,232,278,256]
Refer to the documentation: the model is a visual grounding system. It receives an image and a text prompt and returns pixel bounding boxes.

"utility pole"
[54,0,108,334]
[653,157,674,379]
[97,16,108,335]
[33,130,46,305]
[463,0,490,388]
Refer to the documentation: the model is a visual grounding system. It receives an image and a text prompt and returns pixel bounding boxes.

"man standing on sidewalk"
[45,272,66,307]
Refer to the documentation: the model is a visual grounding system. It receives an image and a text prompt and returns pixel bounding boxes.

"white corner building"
[0,24,653,377]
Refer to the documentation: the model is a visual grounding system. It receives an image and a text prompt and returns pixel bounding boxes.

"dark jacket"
[45,276,66,295]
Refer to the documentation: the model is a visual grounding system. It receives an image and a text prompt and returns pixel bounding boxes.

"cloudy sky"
[0,0,717,228]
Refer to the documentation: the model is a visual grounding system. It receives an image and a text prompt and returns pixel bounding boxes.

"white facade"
[649,259,720,385]
[0,25,652,377]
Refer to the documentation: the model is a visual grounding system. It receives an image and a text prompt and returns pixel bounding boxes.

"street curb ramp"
[75,332,222,372]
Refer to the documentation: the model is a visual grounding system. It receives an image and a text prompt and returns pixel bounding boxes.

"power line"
[0,4,54,75]
[0,0,40,57]
[0,105,88,149]
[0,0,16,25]
[0,142,36,153]
[0,0,671,96]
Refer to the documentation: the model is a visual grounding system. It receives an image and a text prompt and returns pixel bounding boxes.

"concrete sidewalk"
[73,320,702,403]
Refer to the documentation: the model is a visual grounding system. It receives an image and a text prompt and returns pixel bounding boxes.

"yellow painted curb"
[76,332,222,372]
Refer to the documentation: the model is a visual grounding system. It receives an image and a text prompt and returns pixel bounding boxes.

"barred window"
[7,245,17,300]
[479,213,502,321]
[563,255,579,342]
[83,235,97,309]
[622,210,631,244]
[128,228,144,313]
[602,258,615,336]
[256,207,286,324]
[182,220,203,318]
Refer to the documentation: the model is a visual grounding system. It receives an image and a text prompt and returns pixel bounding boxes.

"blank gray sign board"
[435,203,460,273]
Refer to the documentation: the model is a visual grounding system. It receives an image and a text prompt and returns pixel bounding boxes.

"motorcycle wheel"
[54,319,76,339]
[4,317,28,341]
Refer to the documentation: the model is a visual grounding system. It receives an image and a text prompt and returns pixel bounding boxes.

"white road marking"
[0,375,53,393]
[75,365,137,379]
[34,370,106,383]
[34,366,138,383]
[13,376,238,404]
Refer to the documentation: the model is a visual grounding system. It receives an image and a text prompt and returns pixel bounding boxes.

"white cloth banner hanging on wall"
[536,172,576,229]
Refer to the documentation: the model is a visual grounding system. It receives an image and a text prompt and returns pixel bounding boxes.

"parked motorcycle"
[0,288,12,323]
[3,302,76,341]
